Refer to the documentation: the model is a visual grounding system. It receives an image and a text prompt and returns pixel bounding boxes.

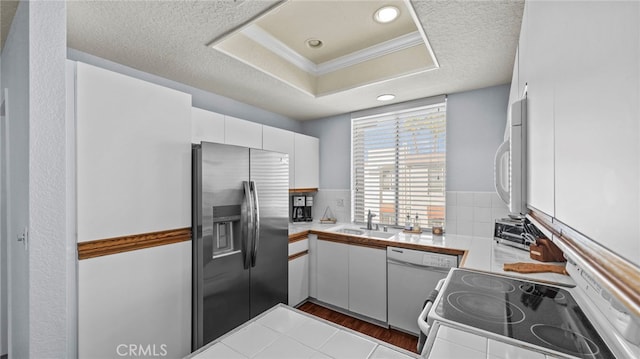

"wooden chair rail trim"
[289,231,310,243]
[78,227,192,260]
[528,209,640,318]
[289,188,318,193]
[289,250,309,261]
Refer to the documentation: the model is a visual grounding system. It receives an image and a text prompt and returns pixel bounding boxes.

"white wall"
[0,1,73,357]
[28,2,73,356]
[67,48,303,133]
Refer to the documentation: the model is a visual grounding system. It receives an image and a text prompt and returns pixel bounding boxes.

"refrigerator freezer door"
[195,142,251,347]
[249,149,289,317]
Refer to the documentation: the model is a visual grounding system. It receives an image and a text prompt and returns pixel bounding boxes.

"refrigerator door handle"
[250,181,260,267]
[241,181,254,270]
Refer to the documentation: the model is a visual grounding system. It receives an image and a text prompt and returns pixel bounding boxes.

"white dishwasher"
[387,247,458,336]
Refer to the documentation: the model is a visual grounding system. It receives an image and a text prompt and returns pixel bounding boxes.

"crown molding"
[240,25,425,76]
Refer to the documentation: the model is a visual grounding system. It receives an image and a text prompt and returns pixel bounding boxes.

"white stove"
[419,264,640,358]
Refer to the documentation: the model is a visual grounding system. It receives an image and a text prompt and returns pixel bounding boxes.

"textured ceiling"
[66,0,523,121]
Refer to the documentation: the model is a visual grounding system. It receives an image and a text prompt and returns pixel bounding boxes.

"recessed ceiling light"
[306,38,323,49]
[374,6,399,24]
[377,94,395,101]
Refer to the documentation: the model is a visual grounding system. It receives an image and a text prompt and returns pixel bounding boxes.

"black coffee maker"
[292,195,313,222]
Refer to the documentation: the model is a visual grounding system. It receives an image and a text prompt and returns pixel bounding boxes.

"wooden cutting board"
[504,262,568,275]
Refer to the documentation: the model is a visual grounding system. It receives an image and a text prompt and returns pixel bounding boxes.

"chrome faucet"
[367,210,377,230]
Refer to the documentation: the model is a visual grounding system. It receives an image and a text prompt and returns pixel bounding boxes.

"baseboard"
[305,297,389,328]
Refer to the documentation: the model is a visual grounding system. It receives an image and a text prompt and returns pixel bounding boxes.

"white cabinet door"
[225,115,263,149]
[288,254,309,307]
[348,245,387,322]
[263,126,295,187]
[552,1,639,265]
[308,234,318,298]
[76,62,191,242]
[294,133,319,189]
[316,239,349,309]
[191,107,224,144]
[520,1,556,216]
[79,242,192,359]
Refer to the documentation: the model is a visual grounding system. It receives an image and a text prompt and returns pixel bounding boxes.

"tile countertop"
[290,221,575,287]
[186,304,419,359]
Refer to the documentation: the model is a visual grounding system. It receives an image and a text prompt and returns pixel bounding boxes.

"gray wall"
[446,84,509,191]
[67,49,303,133]
[301,113,351,189]
[1,2,31,355]
[302,84,509,192]
[1,1,74,356]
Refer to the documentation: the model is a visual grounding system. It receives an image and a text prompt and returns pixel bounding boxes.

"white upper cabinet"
[519,1,640,265]
[225,115,263,149]
[263,126,295,187]
[294,133,319,189]
[190,112,318,190]
[553,1,639,265]
[192,107,224,144]
[75,62,192,242]
[521,2,556,216]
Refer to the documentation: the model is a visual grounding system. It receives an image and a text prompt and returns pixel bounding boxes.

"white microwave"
[494,97,527,215]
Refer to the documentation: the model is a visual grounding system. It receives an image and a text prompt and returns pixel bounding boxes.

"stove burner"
[519,283,566,301]
[447,291,525,324]
[461,274,516,293]
[531,324,600,357]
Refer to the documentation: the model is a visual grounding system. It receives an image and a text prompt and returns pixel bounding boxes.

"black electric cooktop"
[434,269,614,359]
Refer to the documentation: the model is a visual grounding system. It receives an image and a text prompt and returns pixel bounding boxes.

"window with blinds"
[352,101,446,228]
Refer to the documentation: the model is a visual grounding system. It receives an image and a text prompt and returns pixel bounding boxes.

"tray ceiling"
[62,0,524,121]
[211,0,438,97]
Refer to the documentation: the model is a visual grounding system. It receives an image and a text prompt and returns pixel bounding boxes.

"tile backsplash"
[311,189,509,238]
[312,189,351,223]
[445,191,510,237]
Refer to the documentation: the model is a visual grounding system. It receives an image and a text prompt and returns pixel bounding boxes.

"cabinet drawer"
[288,238,309,256]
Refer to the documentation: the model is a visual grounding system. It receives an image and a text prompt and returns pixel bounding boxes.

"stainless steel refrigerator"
[192,142,289,349]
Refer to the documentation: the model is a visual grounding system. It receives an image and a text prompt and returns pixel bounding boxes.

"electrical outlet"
[336,198,344,207]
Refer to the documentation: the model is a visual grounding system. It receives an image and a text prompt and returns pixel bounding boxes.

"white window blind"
[352,102,446,228]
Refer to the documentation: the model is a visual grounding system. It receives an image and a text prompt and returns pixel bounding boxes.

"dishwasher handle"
[417,279,446,353]
[387,258,454,273]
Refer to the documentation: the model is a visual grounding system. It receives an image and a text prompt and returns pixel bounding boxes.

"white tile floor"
[187,305,417,359]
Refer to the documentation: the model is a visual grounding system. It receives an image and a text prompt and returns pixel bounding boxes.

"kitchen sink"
[331,225,396,239]
[337,228,365,235]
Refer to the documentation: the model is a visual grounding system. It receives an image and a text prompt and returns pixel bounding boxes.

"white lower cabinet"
[316,240,349,309]
[288,254,309,307]
[316,239,387,322]
[308,234,318,298]
[348,245,387,322]
[288,237,310,307]
[78,242,192,359]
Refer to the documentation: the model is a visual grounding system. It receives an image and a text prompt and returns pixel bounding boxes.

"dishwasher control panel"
[387,247,458,268]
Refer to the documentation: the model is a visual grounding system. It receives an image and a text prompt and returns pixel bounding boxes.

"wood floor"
[297,301,418,354]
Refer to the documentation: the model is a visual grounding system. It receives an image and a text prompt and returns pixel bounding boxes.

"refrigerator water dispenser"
[211,205,241,258]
